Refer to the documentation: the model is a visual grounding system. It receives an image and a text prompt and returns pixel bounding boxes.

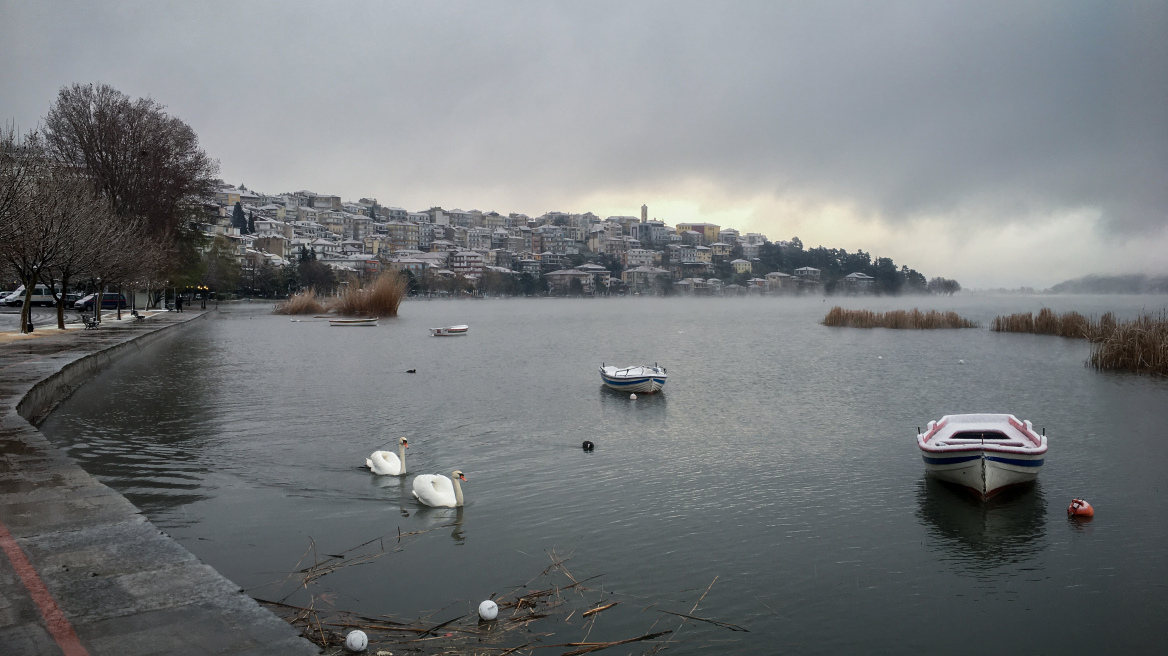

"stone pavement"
[0,311,319,655]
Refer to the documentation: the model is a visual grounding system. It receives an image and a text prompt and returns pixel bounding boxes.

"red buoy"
[1068,498,1094,518]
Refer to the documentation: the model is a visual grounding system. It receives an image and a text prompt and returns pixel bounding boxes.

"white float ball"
[478,599,499,621]
[345,629,368,652]
[629,393,637,400]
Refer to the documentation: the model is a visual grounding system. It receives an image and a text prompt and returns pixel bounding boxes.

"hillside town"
[207,183,954,297]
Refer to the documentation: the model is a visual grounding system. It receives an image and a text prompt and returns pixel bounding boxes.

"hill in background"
[1048,275,1168,294]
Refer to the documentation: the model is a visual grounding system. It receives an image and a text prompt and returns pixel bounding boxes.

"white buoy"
[877,356,883,360]
[345,629,368,652]
[630,393,637,400]
[958,359,965,365]
[478,599,499,621]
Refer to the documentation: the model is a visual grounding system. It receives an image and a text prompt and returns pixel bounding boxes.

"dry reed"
[989,308,1116,340]
[1087,312,1168,376]
[259,542,736,654]
[328,272,407,317]
[992,308,1167,376]
[822,306,978,329]
[273,288,326,315]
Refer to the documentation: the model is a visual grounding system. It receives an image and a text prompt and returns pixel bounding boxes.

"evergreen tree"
[247,211,255,235]
[232,201,246,232]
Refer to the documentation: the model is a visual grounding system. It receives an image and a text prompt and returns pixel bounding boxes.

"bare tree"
[0,133,78,333]
[38,184,121,328]
[43,83,219,243]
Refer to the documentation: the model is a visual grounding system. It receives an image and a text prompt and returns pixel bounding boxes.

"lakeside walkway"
[0,311,318,655]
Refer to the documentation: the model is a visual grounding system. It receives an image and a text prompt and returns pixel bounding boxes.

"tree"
[232,202,246,233]
[247,210,255,235]
[201,236,241,293]
[928,277,962,295]
[44,83,219,243]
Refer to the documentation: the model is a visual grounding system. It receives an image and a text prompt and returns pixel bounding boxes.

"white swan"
[366,437,408,476]
[412,470,467,508]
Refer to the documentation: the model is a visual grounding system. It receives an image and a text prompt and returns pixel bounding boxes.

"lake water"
[39,295,1168,654]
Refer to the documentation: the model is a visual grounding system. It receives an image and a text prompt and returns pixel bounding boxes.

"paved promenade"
[0,311,318,655]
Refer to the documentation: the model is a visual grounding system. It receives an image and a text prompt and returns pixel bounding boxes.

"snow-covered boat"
[329,318,378,327]
[430,324,468,337]
[917,414,1047,498]
[599,363,667,394]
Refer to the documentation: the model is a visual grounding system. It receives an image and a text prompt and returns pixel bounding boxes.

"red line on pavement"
[0,520,89,656]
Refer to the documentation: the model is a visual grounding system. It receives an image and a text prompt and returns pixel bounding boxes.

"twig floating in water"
[657,610,749,632]
[581,602,619,617]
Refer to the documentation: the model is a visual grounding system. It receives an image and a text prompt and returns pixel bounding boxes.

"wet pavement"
[0,310,318,655]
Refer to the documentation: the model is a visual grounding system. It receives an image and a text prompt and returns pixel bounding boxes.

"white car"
[2,285,57,307]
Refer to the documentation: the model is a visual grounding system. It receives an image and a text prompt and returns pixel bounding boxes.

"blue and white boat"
[600,363,667,394]
[917,414,1047,498]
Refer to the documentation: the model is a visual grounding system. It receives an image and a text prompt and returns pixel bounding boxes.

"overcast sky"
[2,1,1165,287]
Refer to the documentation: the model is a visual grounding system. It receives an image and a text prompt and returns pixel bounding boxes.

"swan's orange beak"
[459,474,467,481]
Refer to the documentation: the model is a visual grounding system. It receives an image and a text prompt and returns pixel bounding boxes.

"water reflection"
[915,476,1047,573]
[597,386,667,412]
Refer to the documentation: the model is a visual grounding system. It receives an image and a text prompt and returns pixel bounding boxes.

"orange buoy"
[1068,498,1094,518]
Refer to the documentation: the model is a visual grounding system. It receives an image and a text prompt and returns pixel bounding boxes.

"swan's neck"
[452,477,464,507]
[398,444,407,474]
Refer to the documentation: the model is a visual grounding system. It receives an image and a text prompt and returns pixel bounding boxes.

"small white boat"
[329,317,378,327]
[431,324,468,337]
[917,414,1047,498]
[600,363,667,394]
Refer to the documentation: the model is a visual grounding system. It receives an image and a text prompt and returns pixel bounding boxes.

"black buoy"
[582,440,594,451]
[406,369,417,373]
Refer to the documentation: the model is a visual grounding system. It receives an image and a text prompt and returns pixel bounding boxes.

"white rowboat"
[600,363,667,394]
[330,318,378,327]
[431,324,469,337]
[917,414,1047,499]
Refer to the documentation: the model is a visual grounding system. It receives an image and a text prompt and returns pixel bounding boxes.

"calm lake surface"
[40,295,1168,654]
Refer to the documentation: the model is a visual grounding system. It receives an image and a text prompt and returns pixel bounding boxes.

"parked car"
[2,284,57,307]
[74,293,128,311]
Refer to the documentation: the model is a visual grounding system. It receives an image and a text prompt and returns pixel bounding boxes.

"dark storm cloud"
[2,1,1165,232]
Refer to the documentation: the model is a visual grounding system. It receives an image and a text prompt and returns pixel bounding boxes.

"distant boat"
[330,317,378,327]
[431,324,469,337]
[917,414,1047,499]
[600,363,667,393]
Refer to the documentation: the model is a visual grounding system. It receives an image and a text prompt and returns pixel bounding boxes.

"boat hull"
[923,450,1043,498]
[431,325,469,336]
[330,319,378,327]
[600,375,666,394]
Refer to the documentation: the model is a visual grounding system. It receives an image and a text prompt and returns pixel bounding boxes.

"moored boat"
[329,317,378,327]
[917,414,1047,498]
[600,363,667,394]
[431,324,469,336]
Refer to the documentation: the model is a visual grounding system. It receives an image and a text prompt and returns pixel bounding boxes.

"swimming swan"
[366,437,408,476]
[412,470,467,507]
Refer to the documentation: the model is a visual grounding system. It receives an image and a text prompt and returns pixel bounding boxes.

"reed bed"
[822,306,978,329]
[991,308,1167,376]
[328,272,407,317]
[273,288,327,315]
[990,308,1116,340]
[1087,312,1168,376]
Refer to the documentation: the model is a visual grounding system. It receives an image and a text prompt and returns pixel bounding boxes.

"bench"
[82,315,98,330]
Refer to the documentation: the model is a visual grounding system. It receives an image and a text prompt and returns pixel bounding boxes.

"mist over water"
[40,296,1168,654]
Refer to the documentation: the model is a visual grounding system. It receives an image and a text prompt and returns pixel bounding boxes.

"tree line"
[1,83,218,332]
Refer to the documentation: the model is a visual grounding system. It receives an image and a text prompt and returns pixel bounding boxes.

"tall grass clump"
[993,308,1167,376]
[1087,312,1168,376]
[328,271,407,317]
[273,288,326,315]
[991,309,1117,340]
[822,306,977,329]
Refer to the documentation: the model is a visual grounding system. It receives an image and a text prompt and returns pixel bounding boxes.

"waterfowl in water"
[412,470,467,507]
[366,437,409,476]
